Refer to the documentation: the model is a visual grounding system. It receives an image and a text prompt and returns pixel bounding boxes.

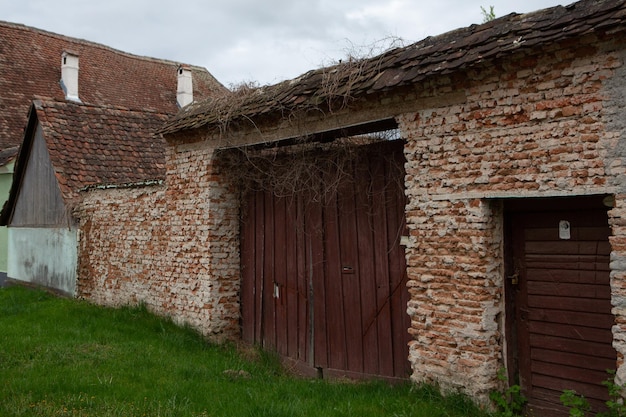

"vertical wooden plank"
[338,169,364,373]
[355,152,380,376]
[295,195,310,364]
[274,195,288,356]
[309,188,327,368]
[385,145,411,377]
[262,190,276,349]
[325,165,350,371]
[513,212,534,403]
[240,191,256,343]
[13,129,68,226]
[370,151,396,376]
[254,190,265,343]
[285,195,300,359]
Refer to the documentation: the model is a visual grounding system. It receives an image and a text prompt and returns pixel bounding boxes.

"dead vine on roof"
[318,36,407,113]
[216,129,402,205]
[175,37,407,145]
[199,39,408,204]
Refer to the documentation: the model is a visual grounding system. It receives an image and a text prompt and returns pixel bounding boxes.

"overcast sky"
[3,0,566,87]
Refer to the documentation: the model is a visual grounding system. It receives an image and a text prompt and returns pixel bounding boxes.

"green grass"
[0,286,491,417]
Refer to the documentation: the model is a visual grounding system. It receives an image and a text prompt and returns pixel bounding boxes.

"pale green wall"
[0,160,14,274]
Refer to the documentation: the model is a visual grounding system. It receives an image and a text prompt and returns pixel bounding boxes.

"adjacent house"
[0,21,226,294]
[74,0,626,415]
[2,99,172,294]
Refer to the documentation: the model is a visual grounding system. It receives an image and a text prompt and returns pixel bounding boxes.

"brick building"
[72,0,626,415]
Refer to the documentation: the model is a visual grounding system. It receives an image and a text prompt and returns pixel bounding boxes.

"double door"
[241,141,410,379]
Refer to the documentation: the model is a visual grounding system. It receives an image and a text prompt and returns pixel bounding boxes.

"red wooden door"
[241,141,410,379]
[506,197,617,416]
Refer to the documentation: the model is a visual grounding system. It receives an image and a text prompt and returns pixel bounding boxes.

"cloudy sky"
[3,0,566,87]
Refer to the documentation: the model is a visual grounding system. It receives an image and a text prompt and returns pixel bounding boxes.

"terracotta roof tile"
[0,21,226,150]
[160,0,626,137]
[34,98,168,196]
[0,147,18,167]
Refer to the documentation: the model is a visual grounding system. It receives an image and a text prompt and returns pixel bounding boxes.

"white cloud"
[1,0,565,86]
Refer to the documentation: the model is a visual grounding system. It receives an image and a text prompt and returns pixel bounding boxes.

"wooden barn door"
[241,141,410,379]
[505,196,617,416]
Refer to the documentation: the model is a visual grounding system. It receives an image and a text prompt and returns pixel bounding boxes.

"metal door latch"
[507,264,521,285]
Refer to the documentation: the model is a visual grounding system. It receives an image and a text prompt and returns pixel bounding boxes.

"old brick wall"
[604,47,626,386]
[398,33,626,400]
[77,140,240,341]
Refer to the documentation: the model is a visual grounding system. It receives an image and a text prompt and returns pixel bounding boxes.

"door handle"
[508,266,520,285]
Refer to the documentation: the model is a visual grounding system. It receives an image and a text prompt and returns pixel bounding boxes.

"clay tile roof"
[34,98,169,196]
[159,0,626,137]
[0,147,19,167]
[0,20,226,150]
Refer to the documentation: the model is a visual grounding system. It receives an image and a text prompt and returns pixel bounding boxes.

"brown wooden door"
[506,197,617,416]
[241,141,410,379]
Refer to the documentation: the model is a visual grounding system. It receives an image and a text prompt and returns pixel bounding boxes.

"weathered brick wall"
[164,140,240,340]
[398,34,626,400]
[77,140,240,341]
[78,186,169,305]
[609,196,626,385]
[604,47,626,386]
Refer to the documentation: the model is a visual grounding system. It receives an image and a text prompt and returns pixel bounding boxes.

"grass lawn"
[0,286,491,417]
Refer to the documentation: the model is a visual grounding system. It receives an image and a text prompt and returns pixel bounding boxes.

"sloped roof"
[0,20,226,149]
[33,98,169,196]
[160,0,626,137]
[0,98,169,224]
[0,147,19,168]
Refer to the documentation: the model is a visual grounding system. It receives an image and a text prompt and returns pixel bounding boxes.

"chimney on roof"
[177,65,193,108]
[61,51,80,102]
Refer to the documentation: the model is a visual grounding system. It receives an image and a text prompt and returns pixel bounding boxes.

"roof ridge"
[159,0,626,137]
[0,20,208,71]
[32,95,175,117]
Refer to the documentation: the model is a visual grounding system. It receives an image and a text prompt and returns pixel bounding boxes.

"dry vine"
[204,38,408,203]
[318,36,408,112]
[178,36,408,147]
[216,129,402,205]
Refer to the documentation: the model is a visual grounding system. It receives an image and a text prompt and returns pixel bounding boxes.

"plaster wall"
[7,226,78,295]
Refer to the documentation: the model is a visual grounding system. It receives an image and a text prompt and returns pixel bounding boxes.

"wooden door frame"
[239,140,410,380]
[503,194,615,410]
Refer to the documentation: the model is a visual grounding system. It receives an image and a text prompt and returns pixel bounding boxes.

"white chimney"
[61,51,80,102]
[177,65,193,108]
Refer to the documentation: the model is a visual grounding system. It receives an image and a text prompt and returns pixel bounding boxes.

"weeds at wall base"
[560,370,626,417]
[489,368,527,417]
